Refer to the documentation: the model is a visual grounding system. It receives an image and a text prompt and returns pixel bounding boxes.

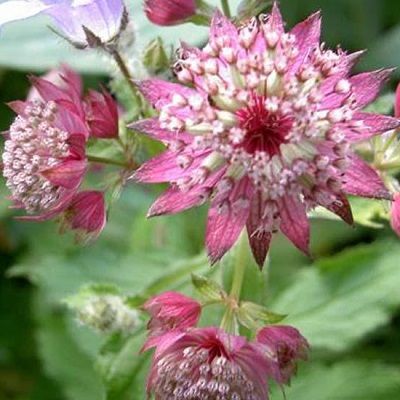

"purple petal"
[210,10,238,44]
[265,2,285,35]
[278,195,310,255]
[41,159,86,189]
[342,155,391,200]
[206,178,254,264]
[288,11,321,74]
[246,192,271,269]
[344,112,400,142]
[0,1,50,28]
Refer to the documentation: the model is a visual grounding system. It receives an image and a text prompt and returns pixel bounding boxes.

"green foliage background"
[0,0,400,399]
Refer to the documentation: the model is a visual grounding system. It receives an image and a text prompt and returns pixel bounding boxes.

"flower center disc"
[236,95,293,156]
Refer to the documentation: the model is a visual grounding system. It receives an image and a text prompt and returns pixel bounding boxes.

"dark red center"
[236,95,293,156]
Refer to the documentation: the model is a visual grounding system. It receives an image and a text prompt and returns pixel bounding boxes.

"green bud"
[143,37,169,74]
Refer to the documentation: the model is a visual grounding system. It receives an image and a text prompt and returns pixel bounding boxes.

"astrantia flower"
[144,291,202,337]
[132,4,400,266]
[2,74,89,219]
[146,327,270,400]
[256,325,309,385]
[144,0,196,26]
[0,0,126,49]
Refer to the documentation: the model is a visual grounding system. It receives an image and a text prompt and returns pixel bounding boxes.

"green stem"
[220,231,248,333]
[109,48,138,97]
[220,0,231,18]
[87,155,127,168]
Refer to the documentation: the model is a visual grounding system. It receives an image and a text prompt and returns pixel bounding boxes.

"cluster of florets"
[133,4,400,266]
[2,67,119,240]
[143,292,309,400]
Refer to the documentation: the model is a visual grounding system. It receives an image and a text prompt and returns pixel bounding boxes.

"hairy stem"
[110,48,138,96]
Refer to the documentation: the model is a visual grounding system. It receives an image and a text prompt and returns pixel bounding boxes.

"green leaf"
[96,331,149,399]
[364,93,395,115]
[237,301,286,330]
[271,241,400,351]
[191,273,226,303]
[272,361,400,400]
[33,293,104,400]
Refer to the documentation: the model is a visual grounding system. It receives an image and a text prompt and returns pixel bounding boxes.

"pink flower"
[132,4,400,267]
[144,0,196,26]
[390,193,400,237]
[144,292,202,337]
[3,74,88,220]
[85,89,119,138]
[146,327,271,399]
[256,325,309,385]
[62,191,107,242]
[395,83,400,118]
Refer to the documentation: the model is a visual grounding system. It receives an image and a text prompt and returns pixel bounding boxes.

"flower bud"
[85,90,119,139]
[143,37,170,74]
[77,294,139,334]
[144,0,197,26]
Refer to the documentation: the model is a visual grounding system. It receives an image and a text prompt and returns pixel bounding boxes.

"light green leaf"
[272,361,400,400]
[271,241,400,351]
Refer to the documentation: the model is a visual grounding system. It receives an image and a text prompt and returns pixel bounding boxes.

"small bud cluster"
[78,295,140,334]
[3,101,69,213]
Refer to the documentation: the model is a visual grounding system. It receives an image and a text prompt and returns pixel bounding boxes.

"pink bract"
[132,3,400,267]
[144,0,196,26]
[143,291,201,338]
[395,83,400,118]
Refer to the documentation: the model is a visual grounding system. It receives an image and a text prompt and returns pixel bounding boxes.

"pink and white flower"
[144,0,197,26]
[256,325,309,385]
[2,66,116,239]
[132,4,400,266]
[146,327,270,400]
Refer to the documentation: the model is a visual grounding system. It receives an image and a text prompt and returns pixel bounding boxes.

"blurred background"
[0,0,400,399]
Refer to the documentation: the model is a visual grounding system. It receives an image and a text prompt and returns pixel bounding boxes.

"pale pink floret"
[256,325,309,385]
[144,0,196,26]
[144,292,202,338]
[133,3,400,267]
[390,193,400,237]
[147,327,271,400]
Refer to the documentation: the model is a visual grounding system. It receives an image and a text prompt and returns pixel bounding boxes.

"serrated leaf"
[271,241,400,351]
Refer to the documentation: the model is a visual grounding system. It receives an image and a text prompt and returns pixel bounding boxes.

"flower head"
[0,0,126,49]
[256,325,309,385]
[144,291,202,337]
[147,327,270,400]
[144,0,197,26]
[133,4,400,267]
[3,71,88,219]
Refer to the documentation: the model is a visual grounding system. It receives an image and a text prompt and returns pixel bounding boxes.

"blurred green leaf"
[272,360,400,400]
[271,241,400,352]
